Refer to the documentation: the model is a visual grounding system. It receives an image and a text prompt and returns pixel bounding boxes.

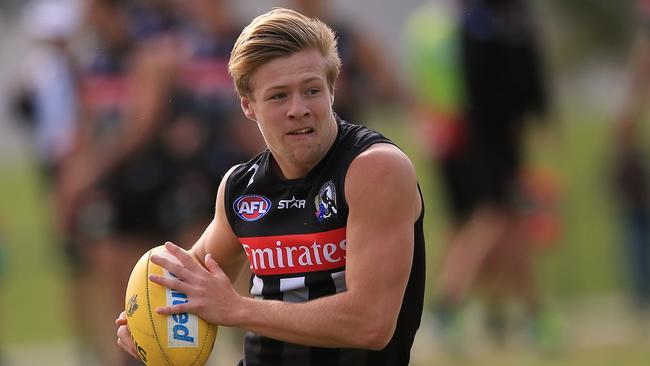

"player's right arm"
[188,166,247,282]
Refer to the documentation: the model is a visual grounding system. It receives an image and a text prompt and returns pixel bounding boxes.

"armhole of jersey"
[340,138,395,211]
[416,182,425,221]
[223,163,244,234]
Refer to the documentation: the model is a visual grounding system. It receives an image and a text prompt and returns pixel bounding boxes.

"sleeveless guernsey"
[225,118,425,366]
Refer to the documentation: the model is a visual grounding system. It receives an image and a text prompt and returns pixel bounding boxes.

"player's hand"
[115,311,140,361]
[148,242,242,326]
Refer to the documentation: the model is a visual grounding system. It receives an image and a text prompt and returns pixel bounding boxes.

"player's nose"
[287,95,310,119]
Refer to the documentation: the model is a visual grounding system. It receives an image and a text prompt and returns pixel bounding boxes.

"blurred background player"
[57,0,149,363]
[59,0,262,364]
[158,0,264,245]
[289,0,403,124]
[404,0,560,353]
[11,0,80,186]
[612,0,650,324]
[155,1,264,359]
[8,0,92,363]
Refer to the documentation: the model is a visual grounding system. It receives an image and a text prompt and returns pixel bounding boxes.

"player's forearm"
[229,291,396,350]
[188,221,245,283]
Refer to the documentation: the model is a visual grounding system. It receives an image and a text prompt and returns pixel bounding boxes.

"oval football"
[125,245,217,365]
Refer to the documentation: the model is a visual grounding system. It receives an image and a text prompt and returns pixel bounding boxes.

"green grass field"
[0,162,74,343]
[2,107,650,364]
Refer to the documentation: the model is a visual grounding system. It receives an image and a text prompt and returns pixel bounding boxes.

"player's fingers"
[148,273,190,293]
[117,337,139,360]
[150,253,190,280]
[116,325,139,359]
[115,311,128,325]
[164,241,199,269]
[204,254,223,275]
[156,302,190,315]
[116,323,131,339]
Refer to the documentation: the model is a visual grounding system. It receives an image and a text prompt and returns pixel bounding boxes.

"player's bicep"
[344,145,419,305]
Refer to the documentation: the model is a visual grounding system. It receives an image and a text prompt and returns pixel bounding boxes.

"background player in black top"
[405,0,557,352]
[117,7,425,366]
[612,0,650,316]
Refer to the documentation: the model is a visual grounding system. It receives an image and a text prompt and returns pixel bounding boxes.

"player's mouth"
[287,127,314,135]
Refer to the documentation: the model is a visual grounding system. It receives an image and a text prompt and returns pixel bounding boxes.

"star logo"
[278,196,306,209]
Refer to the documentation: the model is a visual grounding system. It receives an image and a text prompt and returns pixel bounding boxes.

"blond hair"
[228,8,341,98]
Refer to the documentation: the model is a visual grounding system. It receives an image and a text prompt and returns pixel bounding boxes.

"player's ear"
[240,96,257,121]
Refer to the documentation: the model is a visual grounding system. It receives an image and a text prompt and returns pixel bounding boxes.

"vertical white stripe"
[280,276,310,365]
[251,275,264,297]
[279,276,304,292]
[280,277,308,303]
[331,270,347,293]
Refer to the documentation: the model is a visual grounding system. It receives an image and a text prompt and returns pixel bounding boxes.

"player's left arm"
[337,142,422,347]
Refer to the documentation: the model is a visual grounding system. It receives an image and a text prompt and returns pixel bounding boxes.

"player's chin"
[290,146,322,164]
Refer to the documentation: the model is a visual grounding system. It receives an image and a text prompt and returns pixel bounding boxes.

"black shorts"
[437,152,476,222]
[437,132,521,219]
[106,151,173,239]
[458,14,545,207]
[465,128,522,207]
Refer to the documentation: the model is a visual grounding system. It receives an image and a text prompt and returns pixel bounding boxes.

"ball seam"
[191,324,215,366]
[146,248,173,366]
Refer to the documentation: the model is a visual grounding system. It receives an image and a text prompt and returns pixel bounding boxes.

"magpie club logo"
[315,180,338,222]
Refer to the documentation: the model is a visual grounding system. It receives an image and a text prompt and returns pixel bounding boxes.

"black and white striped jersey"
[224,118,426,366]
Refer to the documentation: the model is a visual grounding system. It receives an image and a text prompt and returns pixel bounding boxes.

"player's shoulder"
[355,143,414,170]
[348,143,416,186]
[227,150,269,185]
[345,143,421,218]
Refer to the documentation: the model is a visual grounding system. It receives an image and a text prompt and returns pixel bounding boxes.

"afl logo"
[234,195,272,221]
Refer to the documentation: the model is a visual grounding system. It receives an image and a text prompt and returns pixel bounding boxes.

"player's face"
[241,49,337,179]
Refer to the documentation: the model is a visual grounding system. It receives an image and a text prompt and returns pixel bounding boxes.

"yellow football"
[125,245,217,365]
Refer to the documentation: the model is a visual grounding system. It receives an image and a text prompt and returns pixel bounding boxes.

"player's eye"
[269,92,287,100]
[305,88,320,96]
